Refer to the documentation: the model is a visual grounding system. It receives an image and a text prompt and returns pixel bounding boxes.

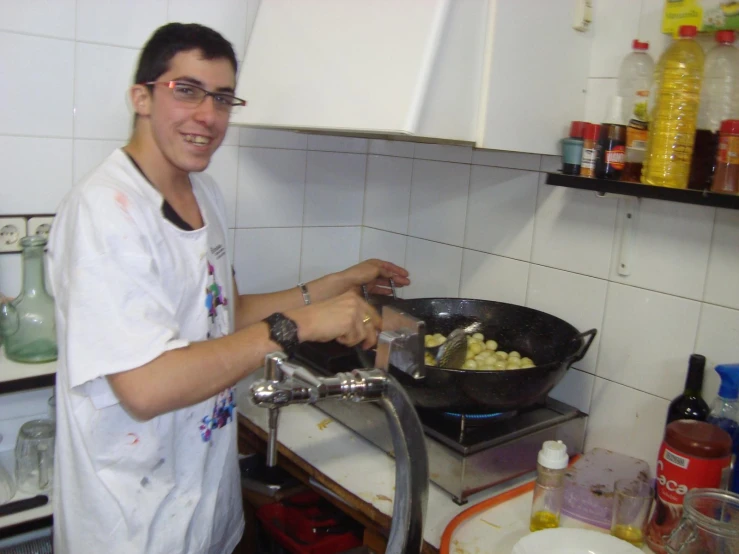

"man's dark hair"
[134,23,238,85]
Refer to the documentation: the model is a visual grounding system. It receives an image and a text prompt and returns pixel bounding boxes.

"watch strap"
[263,312,299,356]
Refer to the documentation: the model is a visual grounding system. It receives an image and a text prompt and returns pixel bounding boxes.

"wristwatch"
[263,312,299,356]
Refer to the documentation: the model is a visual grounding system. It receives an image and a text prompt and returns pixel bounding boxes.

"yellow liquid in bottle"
[641,36,704,189]
[611,524,644,547]
[529,510,560,532]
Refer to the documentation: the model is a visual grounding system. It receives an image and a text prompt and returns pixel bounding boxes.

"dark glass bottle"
[666,354,710,425]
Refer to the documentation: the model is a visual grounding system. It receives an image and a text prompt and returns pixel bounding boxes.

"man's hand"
[338,258,410,297]
[286,291,381,349]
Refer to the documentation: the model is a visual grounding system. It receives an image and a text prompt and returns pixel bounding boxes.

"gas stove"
[294,343,587,505]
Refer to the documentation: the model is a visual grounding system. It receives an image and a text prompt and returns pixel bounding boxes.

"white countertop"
[237,374,652,553]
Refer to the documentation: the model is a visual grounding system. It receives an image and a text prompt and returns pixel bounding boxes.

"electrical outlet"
[28,216,54,240]
[0,217,27,253]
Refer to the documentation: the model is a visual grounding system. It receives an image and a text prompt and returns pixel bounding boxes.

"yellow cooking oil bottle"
[529,440,568,532]
[641,25,705,189]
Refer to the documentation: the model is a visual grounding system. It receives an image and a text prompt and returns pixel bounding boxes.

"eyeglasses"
[145,81,246,112]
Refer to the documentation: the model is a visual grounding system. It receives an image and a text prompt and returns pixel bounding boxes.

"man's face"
[145,50,235,174]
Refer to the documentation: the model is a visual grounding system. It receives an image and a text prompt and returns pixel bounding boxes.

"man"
[47,23,409,554]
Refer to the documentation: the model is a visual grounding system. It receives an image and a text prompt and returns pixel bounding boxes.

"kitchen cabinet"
[233,0,591,155]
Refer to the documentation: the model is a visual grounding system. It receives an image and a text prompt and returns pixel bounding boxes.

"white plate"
[512,528,643,554]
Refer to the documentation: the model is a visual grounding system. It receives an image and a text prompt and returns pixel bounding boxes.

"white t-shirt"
[47,149,244,554]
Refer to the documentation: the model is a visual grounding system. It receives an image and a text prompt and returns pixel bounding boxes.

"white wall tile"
[360,228,407,268]
[368,139,415,158]
[549,369,595,414]
[222,125,241,146]
[471,150,541,171]
[609,199,714,300]
[246,0,262,47]
[459,250,529,306]
[526,265,607,374]
[0,0,76,39]
[76,0,167,48]
[465,166,538,261]
[403,238,462,298]
[239,128,308,149]
[236,147,306,228]
[705,209,739,310]
[73,140,126,184]
[0,33,74,137]
[540,155,561,173]
[168,0,249,61]
[0,254,22,299]
[408,160,470,247]
[532,178,619,279]
[585,378,669,474]
[300,227,361,283]
[363,155,412,235]
[639,0,673,63]
[204,145,239,229]
[304,152,366,227]
[695,304,739,406]
[233,227,301,294]
[307,135,368,154]
[589,0,642,78]
[74,43,138,140]
[597,283,701,400]
[584,78,618,123]
[0,137,73,214]
[414,143,473,164]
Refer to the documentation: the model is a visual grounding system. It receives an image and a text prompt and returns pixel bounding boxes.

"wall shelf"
[545,172,739,210]
[0,349,55,394]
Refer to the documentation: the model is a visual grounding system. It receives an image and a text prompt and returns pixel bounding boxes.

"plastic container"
[689,31,739,190]
[562,121,586,175]
[561,448,650,530]
[580,123,601,178]
[642,25,705,189]
[646,420,733,553]
[530,440,568,532]
[712,120,739,193]
[617,39,655,126]
[706,363,739,492]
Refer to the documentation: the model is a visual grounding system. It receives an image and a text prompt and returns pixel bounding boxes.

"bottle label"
[718,135,739,165]
[605,146,626,170]
[581,148,596,168]
[655,444,729,505]
[626,124,648,151]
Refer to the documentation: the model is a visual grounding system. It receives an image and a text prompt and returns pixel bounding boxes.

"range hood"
[230,0,488,144]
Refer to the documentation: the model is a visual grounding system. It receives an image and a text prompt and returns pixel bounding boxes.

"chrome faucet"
[249,306,429,554]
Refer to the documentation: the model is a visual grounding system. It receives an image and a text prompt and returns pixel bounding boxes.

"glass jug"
[0,236,57,363]
[664,489,739,554]
[15,419,55,494]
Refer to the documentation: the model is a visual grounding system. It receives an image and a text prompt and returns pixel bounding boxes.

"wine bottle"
[666,354,710,425]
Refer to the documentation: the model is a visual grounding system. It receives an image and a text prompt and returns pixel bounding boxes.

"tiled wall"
[1,0,739,476]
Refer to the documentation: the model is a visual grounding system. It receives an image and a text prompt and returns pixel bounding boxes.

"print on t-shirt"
[205,260,229,338]
[199,388,235,442]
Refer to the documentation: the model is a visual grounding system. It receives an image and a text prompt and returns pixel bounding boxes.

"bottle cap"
[720,119,739,135]
[715,364,739,400]
[583,123,601,141]
[679,25,698,38]
[569,121,587,138]
[538,440,568,469]
[632,39,649,51]
[716,30,736,44]
[604,96,626,126]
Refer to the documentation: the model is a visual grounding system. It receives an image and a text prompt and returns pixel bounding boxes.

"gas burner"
[442,411,517,423]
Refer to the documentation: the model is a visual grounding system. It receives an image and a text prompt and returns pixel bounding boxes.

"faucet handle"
[375,306,426,380]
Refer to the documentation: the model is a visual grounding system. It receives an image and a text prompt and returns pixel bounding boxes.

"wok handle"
[569,329,597,364]
[362,278,398,302]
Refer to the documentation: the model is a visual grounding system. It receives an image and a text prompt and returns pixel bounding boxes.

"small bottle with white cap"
[529,440,568,532]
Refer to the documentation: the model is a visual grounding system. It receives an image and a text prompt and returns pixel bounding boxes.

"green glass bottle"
[0,236,57,363]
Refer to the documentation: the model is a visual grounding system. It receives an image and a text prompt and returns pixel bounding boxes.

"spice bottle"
[645,420,732,553]
[529,440,568,532]
[595,96,627,180]
[562,121,586,175]
[580,123,600,178]
[712,119,739,194]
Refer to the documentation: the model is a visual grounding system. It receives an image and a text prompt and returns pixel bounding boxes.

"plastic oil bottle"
[529,440,568,532]
[706,363,739,493]
[642,25,705,189]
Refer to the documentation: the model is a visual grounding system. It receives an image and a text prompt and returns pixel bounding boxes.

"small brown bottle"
[595,96,627,180]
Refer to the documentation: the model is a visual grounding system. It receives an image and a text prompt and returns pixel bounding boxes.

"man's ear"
[130,84,152,117]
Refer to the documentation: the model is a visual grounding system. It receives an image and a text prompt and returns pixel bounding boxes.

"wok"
[380,297,596,414]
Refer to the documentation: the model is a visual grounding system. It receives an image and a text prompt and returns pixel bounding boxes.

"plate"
[512,528,643,554]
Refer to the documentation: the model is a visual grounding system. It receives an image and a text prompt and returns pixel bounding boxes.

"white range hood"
[231,0,488,144]
[231,0,591,154]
